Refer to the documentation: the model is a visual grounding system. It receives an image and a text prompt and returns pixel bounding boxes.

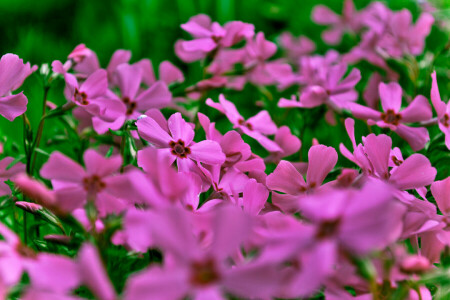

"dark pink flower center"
[316,219,341,239]
[16,243,37,259]
[74,88,89,105]
[83,175,106,194]
[190,258,221,286]
[299,182,316,192]
[391,156,403,166]
[238,119,253,130]
[381,109,402,125]
[169,139,191,158]
[122,96,137,115]
[440,114,449,128]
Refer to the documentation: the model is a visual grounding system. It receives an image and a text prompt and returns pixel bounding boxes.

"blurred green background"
[1,0,448,66]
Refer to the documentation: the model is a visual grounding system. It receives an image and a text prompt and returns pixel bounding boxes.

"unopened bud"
[15,201,43,213]
[400,255,431,274]
[14,174,56,206]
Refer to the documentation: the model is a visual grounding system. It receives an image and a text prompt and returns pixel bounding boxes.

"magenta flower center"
[190,258,221,286]
[169,139,191,158]
[74,88,89,105]
[299,182,316,192]
[440,114,449,128]
[122,96,137,115]
[15,243,37,259]
[381,109,402,125]
[83,175,106,194]
[238,119,253,130]
[316,219,341,239]
[391,156,403,166]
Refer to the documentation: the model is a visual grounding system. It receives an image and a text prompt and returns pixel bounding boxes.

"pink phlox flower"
[349,82,432,151]
[299,180,406,256]
[419,177,450,263]
[40,149,134,217]
[278,32,316,63]
[312,0,364,45]
[175,14,254,63]
[266,144,338,213]
[265,125,301,164]
[243,32,294,87]
[0,157,25,196]
[77,243,116,300]
[92,63,172,134]
[206,94,281,152]
[133,147,204,209]
[0,54,36,121]
[123,205,280,300]
[64,69,125,127]
[377,9,434,58]
[198,163,250,202]
[67,44,131,82]
[431,71,450,149]
[137,112,226,171]
[358,133,437,192]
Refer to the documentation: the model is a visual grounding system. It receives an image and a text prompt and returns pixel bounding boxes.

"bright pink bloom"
[265,126,301,164]
[355,133,436,191]
[243,32,293,86]
[124,205,280,299]
[267,145,338,213]
[431,71,450,149]
[137,112,225,171]
[300,180,406,255]
[175,14,254,62]
[349,82,432,151]
[279,62,361,111]
[312,0,363,45]
[40,150,133,216]
[0,54,35,121]
[64,69,123,121]
[92,63,172,134]
[207,94,281,152]
[279,32,315,63]
[377,9,434,57]
[420,177,450,263]
[77,243,116,300]
[0,157,25,196]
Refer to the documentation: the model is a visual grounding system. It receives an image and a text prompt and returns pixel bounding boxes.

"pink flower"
[344,132,437,192]
[0,157,25,196]
[349,82,432,151]
[40,150,133,217]
[243,32,293,86]
[431,71,450,149]
[77,243,116,300]
[377,9,434,57]
[279,61,361,111]
[312,0,363,45]
[137,112,225,171]
[92,63,172,134]
[0,54,35,121]
[300,180,406,256]
[124,205,280,299]
[64,69,123,122]
[206,94,281,152]
[265,126,302,164]
[175,14,254,63]
[267,145,338,213]
[420,177,450,263]
[279,32,315,63]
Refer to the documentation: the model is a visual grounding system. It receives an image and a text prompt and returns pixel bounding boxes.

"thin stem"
[30,86,50,174]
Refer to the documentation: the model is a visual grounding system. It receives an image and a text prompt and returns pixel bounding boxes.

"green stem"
[30,86,50,174]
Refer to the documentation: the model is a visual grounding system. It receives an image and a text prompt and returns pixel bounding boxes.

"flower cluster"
[0,1,449,299]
